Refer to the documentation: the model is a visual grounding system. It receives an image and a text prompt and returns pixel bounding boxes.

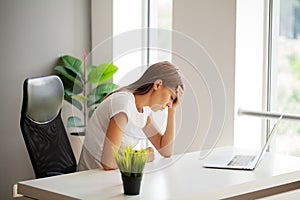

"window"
[269,0,300,156]
[113,0,173,148]
[148,0,172,64]
[113,0,146,85]
[113,0,172,85]
[235,0,300,157]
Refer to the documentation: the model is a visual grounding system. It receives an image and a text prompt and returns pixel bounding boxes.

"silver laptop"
[202,115,283,170]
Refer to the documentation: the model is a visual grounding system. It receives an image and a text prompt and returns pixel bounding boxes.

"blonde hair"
[114,61,183,95]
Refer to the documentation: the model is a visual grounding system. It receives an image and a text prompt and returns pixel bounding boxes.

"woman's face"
[150,85,177,112]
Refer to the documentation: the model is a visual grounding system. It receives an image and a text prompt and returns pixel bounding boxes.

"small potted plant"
[113,146,149,195]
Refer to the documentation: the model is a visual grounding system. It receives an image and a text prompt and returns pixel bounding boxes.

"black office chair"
[20,75,77,179]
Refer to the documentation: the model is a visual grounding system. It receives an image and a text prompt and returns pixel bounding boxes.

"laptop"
[202,115,283,170]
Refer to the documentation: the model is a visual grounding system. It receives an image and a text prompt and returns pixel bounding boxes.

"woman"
[77,61,184,171]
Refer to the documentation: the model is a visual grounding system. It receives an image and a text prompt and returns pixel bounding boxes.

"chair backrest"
[20,75,77,178]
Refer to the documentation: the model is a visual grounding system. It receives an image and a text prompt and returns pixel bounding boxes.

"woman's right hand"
[172,85,184,108]
[146,146,155,162]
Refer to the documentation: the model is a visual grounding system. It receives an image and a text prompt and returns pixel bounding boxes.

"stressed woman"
[77,61,184,171]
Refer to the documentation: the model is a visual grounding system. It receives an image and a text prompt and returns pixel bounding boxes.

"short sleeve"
[107,92,150,129]
[108,92,132,119]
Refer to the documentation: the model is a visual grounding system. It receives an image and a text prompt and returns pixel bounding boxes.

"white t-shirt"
[77,91,151,171]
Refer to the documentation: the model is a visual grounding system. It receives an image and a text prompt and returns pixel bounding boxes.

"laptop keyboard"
[227,155,256,166]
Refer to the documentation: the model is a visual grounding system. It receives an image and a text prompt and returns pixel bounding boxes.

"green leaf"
[71,99,83,111]
[64,91,83,111]
[87,83,119,107]
[72,94,89,102]
[88,109,95,118]
[112,146,148,176]
[87,94,105,107]
[55,66,84,89]
[64,90,73,105]
[58,74,83,95]
[67,116,85,127]
[86,65,95,76]
[61,55,84,79]
[87,63,118,84]
[89,83,119,96]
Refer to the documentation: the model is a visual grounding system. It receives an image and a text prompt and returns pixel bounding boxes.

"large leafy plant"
[55,54,119,128]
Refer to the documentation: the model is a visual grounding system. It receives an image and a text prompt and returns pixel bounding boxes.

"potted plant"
[54,54,119,134]
[113,146,149,195]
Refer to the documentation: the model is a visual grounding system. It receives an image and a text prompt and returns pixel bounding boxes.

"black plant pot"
[121,172,142,195]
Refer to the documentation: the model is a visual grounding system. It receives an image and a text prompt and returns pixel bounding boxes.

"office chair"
[20,75,77,179]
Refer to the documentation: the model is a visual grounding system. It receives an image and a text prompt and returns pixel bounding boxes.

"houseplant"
[113,146,149,195]
[54,54,119,132]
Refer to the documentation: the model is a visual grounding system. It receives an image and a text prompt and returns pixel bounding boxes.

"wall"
[91,0,113,64]
[172,0,236,154]
[234,0,266,150]
[0,0,90,199]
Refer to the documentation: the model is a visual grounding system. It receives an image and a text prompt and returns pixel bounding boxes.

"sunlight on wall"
[234,0,266,150]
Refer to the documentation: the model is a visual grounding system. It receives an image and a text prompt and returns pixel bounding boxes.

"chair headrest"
[25,75,64,123]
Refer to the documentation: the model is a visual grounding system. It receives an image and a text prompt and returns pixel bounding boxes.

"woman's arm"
[100,112,128,170]
[143,86,184,157]
[143,108,176,157]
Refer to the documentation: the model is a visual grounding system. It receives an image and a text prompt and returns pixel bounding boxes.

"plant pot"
[121,172,142,195]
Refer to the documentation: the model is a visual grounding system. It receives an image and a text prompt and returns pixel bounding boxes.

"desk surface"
[17,147,300,200]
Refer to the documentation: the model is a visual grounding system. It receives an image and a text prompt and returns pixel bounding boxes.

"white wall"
[172,0,236,154]
[91,0,113,64]
[0,0,90,199]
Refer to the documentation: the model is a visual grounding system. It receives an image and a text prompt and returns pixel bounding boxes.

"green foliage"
[67,116,85,128]
[54,55,119,127]
[113,146,149,177]
[288,52,300,79]
[282,52,300,137]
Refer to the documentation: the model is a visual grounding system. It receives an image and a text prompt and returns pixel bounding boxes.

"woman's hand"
[146,146,155,162]
[172,85,184,108]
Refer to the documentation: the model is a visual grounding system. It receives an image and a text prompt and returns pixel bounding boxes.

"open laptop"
[202,115,283,170]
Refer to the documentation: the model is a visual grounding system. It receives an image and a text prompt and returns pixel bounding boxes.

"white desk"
[258,188,300,199]
[17,147,300,200]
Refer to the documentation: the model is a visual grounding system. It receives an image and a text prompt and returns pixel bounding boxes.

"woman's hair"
[113,61,183,95]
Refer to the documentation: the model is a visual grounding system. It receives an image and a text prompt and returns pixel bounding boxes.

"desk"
[258,188,300,199]
[16,147,300,200]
